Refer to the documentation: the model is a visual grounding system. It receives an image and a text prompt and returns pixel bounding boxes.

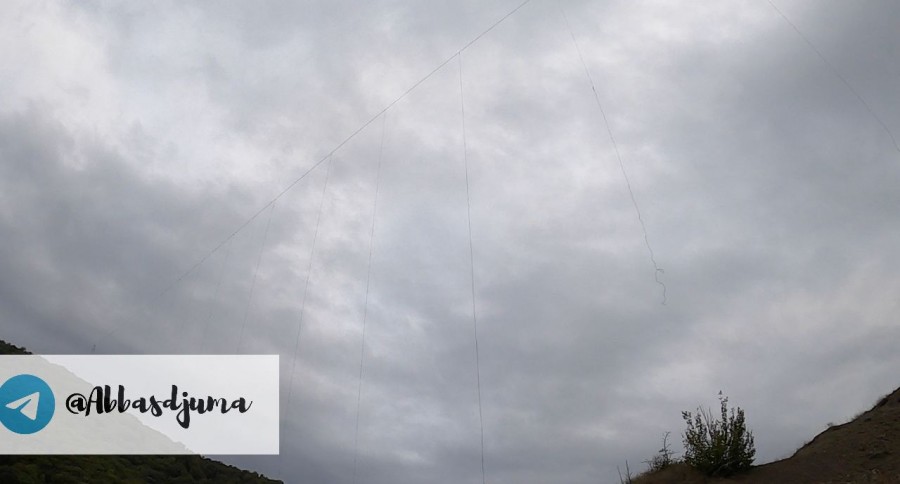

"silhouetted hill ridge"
[633,386,900,483]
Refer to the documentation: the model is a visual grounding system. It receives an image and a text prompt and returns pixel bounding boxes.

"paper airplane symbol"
[5,392,41,421]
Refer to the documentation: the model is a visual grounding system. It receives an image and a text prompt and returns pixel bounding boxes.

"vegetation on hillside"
[681,393,755,477]
[631,388,900,483]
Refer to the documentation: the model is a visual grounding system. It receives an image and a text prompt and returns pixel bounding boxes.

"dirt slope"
[634,387,900,484]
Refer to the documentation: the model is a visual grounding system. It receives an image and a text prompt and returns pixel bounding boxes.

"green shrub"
[681,392,755,476]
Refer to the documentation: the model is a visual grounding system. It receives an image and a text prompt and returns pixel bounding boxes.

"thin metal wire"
[767,0,900,153]
[560,6,667,305]
[284,154,335,415]
[202,238,233,353]
[237,202,276,353]
[459,52,487,484]
[352,112,387,484]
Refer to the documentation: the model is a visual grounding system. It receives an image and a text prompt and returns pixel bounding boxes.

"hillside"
[633,387,900,484]
[0,339,282,484]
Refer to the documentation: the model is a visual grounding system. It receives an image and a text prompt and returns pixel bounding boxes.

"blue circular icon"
[0,374,56,434]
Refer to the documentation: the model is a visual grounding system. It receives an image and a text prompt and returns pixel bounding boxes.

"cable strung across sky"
[92,0,535,352]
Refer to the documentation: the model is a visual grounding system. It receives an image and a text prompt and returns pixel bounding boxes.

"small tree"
[617,460,634,484]
[682,392,755,476]
[643,432,676,473]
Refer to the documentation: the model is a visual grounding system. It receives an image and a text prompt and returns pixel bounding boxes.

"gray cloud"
[2,0,900,483]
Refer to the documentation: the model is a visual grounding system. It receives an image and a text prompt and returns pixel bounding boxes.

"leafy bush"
[681,392,755,476]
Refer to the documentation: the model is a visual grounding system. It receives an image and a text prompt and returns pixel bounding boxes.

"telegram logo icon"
[0,374,55,434]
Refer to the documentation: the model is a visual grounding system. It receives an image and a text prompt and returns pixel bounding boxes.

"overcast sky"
[3,0,900,482]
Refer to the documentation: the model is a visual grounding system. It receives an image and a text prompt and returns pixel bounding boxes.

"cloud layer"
[3,1,900,482]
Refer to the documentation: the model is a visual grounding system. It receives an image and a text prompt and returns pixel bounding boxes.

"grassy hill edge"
[0,339,282,484]
[631,386,900,484]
